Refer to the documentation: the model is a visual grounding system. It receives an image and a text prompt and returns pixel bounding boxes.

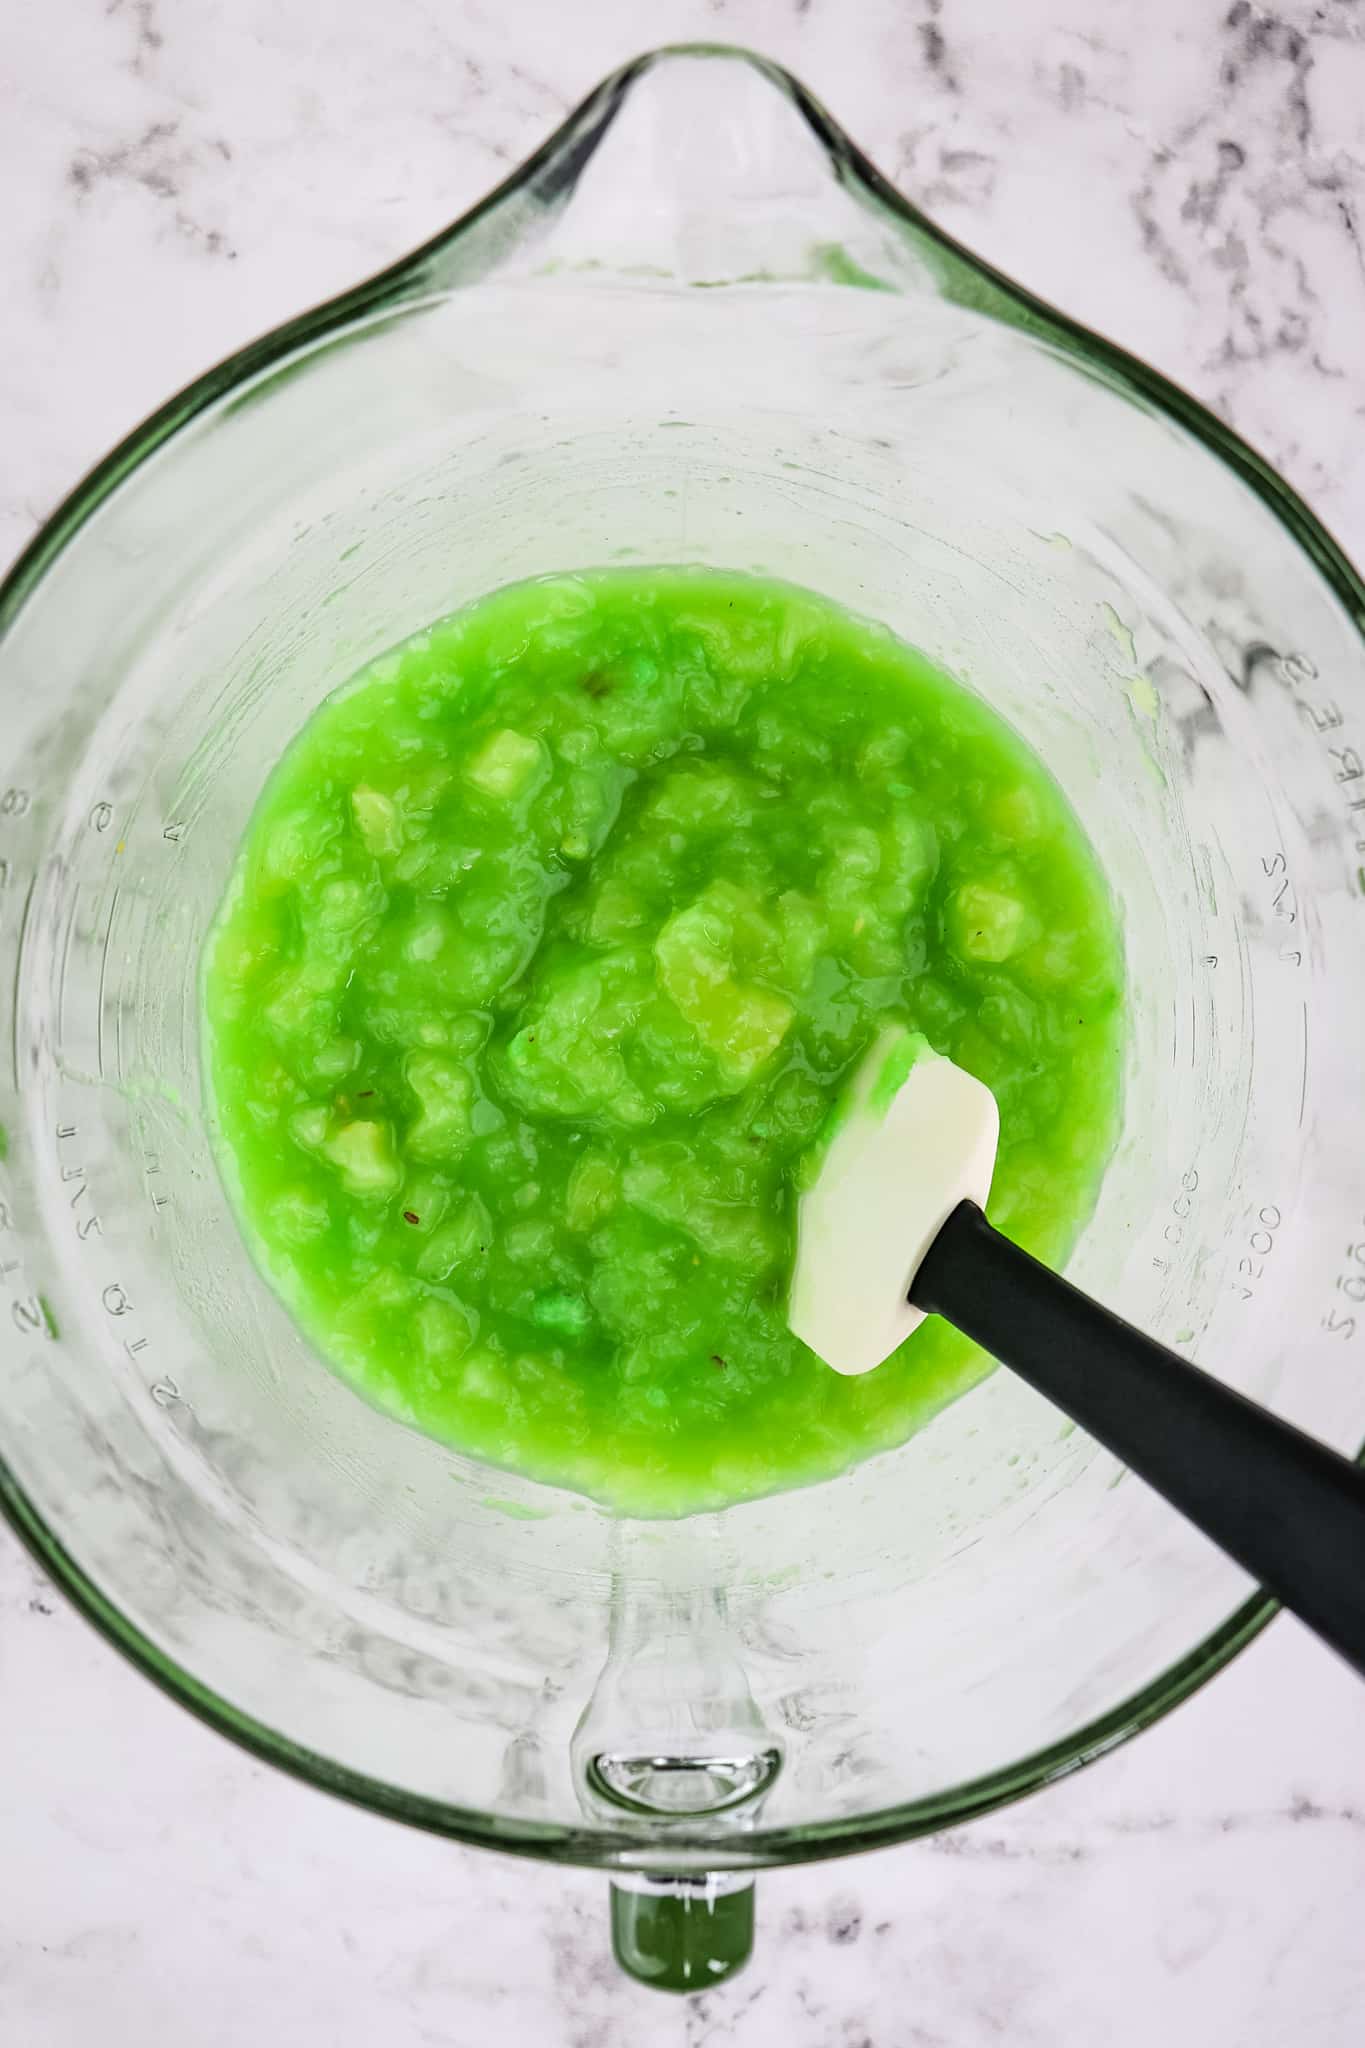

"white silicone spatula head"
[788,1025,999,1376]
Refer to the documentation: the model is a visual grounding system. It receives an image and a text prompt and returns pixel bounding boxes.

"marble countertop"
[3,1,1365,2041]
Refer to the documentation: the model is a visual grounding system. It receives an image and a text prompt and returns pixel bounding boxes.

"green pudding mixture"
[204,569,1123,1514]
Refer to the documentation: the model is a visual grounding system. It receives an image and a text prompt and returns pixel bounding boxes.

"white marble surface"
[3,0,1365,2041]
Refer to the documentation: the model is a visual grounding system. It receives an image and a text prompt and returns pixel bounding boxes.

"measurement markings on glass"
[99,1274,156,1378]
[1151,1166,1200,1277]
[144,1151,170,1213]
[56,1122,102,1242]
[1233,1204,1282,1304]
[1277,654,1365,888]
[1260,850,1297,930]
[54,1122,160,1381]
[1324,1220,1365,1342]
[0,1179,53,1344]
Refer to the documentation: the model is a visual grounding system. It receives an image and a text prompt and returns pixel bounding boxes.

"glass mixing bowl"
[2,46,1364,1993]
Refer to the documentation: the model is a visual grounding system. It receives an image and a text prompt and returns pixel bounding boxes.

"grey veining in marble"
[3,2,1365,2043]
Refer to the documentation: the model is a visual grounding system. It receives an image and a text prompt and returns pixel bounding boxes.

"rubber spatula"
[790,1024,1365,1682]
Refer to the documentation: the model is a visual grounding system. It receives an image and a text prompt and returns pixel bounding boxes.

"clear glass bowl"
[2,45,1364,1992]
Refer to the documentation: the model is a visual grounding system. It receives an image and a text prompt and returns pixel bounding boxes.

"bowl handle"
[609,1872,755,1992]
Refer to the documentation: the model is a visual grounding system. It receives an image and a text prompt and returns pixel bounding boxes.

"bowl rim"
[3,41,1361,1870]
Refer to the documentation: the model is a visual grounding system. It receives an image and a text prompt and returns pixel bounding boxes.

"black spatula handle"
[911,1200,1365,1680]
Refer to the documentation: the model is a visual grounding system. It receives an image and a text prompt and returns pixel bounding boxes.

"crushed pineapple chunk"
[464,728,547,800]
[322,1120,401,1196]
[351,785,402,855]
[404,1052,474,1160]
[654,883,794,1086]
[946,877,1041,963]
